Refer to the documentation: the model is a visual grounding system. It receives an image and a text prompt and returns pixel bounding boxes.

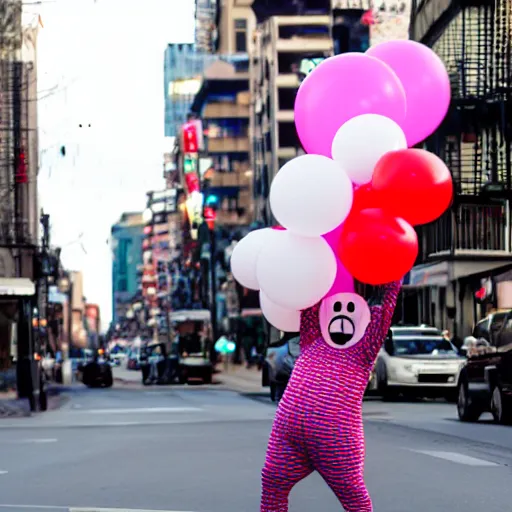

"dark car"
[262,332,300,402]
[140,342,179,385]
[457,311,512,424]
[80,349,113,388]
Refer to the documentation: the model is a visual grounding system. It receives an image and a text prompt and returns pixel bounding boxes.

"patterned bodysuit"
[261,281,401,512]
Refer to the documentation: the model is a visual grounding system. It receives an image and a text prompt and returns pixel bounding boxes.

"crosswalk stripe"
[70,509,196,512]
[411,450,499,467]
[76,407,201,414]
[0,471,8,475]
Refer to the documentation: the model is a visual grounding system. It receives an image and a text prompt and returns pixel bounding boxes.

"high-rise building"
[111,212,144,323]
[250,3,332,224]
[164,43,215,137]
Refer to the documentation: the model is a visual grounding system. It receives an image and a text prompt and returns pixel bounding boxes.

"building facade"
[164,43,215,137]
[249,2,332,224]
[0,7,45,406]
[408,0,512,337]
[111,212,144,324]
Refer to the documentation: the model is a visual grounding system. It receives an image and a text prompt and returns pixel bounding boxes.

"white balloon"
[230,228,276,290]
[260,291,301,332]
[269,154,353,237]
[257,232,336,310]
[331,114,407,186]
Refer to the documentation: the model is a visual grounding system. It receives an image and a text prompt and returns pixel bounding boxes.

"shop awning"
[0,278,35,296]
[405,259,512,288]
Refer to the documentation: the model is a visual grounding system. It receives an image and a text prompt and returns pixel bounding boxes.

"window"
[234,19,247,53]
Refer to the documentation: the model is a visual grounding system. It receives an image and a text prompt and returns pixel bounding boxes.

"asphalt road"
[0,385,511,512]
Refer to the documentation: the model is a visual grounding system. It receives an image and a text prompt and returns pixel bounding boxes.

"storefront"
[0,277,38,408]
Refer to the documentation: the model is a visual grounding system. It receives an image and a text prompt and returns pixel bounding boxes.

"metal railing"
[420,202,511,258]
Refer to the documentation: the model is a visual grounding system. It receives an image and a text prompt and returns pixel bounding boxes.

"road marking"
[19,438,58,444]
[0,506,196,512]
[71,509,197,512]
[77,407,201,414]
[0,506,67,510]
[0,506,66,510]
[412,450,499,467]
[0,471,7,475]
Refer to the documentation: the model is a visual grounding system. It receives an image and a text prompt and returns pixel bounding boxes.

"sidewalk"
[0,391,31,418]
[113,363,267,395]
[0,386,69,418]
[215,364,266,394]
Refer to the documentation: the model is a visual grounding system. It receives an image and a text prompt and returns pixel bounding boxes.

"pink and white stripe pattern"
[261,281,401,511]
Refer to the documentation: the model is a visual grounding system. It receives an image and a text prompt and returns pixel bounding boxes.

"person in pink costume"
[261,280,402,512]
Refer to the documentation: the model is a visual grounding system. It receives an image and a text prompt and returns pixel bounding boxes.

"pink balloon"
[326,258,355,297]
[322,223,344,252]
[294,53,407,158]
[366,40,451,147]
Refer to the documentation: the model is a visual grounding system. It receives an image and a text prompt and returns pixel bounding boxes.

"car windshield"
[393,336,456,356]
[392,328,442,337]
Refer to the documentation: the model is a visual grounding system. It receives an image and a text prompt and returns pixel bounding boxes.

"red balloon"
[351,183,380,213]
[339,208,418,285]
[372,148,453,226]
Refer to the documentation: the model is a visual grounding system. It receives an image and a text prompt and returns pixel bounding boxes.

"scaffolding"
[425,0,512,196]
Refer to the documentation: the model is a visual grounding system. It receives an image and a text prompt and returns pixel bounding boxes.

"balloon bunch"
[231,40,454,332]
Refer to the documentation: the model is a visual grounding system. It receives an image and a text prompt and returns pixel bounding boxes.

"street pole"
[209,225,218,345]
[62,275,73,385]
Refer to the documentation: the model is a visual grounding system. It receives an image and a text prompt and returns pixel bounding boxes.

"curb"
[0,398,31,418]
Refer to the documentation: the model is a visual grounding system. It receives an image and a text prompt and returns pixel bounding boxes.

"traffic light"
[205,194,219,207]
[183,156,197,174]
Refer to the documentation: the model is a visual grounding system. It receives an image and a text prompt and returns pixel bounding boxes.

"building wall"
[217,0,256,55]
[111,213,144,323]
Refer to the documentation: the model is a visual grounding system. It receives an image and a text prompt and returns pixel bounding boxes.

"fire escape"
[0,0,30,250]
[410,0,512,262]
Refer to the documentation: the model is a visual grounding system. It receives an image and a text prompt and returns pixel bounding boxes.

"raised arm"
[360,280,402,366]
[299,302,321,350]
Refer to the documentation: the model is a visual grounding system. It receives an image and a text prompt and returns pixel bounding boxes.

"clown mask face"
[319,293,371,350]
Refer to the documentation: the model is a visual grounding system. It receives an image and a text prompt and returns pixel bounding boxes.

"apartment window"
[234,19,247,53]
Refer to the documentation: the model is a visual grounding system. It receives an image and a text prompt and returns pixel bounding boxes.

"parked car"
[79,349,113,388]
[140,342,178,385]
[457,310,512,424]
[262,332,300,402]
[374,325,465,401]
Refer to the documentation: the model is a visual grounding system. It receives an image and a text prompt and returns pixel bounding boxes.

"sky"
[26,0,196,328]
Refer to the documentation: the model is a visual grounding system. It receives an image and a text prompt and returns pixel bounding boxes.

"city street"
[0,386,511,512]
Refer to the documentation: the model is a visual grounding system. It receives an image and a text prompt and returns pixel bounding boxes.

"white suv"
[375,325,465,401]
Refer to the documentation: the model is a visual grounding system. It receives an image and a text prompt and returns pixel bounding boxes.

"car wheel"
[270,382,276,402]
[457,381,481,422]
[491,386,512,425]
[203,370,213,385]
[275,383,286,402]
[377,366,397,402]
[103,373,113,388]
